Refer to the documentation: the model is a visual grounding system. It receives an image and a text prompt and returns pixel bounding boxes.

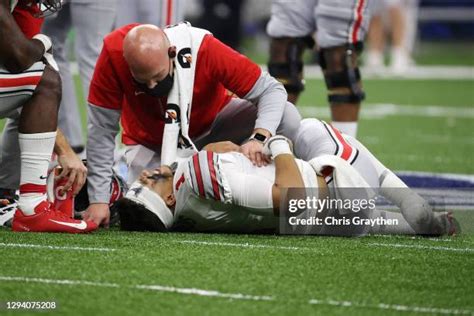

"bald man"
[83,23,301,227]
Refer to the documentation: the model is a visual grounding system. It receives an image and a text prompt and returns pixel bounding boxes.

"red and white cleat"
[12,201,97,233]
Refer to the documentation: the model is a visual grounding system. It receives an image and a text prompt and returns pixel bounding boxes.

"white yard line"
[1,275,471,314]
[301,65,474,80]
[298,103,474,120]
[0,242,115,252]
[0,276,120,288]
[175,240,309,251]
[0,276,273,302]
[367,242,474,253]
[136,284,274,301]
[309,298,473,315]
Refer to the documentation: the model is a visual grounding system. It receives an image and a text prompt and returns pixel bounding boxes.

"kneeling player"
[115,134,456,236]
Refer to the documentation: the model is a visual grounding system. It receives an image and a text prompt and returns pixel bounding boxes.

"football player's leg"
[0,62,46,201]
[346,136,453,235]
[0,118,21,199]
[15,65,61,215]
[315,0,373,137]
[367,208,416,235]
[266,0,317,104]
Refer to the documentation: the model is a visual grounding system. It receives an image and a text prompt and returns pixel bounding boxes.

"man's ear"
[168,46,177,58]
[165,193,176,208]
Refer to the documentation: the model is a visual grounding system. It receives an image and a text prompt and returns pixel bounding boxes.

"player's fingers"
[255,152,263,167]
[56,167,69,180]
[62,170,77,194]
[249,149,257,165]
[82,211,90,221]
[263,155,272,165]
[102,215,110,229]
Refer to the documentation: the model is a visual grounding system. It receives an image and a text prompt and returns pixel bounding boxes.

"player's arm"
[0,0,48,72]
[265,136,305,214]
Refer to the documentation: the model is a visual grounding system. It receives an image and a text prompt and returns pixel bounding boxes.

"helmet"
[47,160,128,224]
[36,0,63,18]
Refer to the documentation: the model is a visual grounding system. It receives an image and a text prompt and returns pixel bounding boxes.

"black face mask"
[134,73,174,98]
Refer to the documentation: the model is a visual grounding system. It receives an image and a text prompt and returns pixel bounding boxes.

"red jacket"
[88,24,261,148]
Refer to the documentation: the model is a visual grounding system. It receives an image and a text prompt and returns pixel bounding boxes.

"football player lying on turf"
[115,120,457,236]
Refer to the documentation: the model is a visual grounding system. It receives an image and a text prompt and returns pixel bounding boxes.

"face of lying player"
[138,166,175,208]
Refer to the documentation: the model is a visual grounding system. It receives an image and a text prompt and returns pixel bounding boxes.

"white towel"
[161,22,210,165]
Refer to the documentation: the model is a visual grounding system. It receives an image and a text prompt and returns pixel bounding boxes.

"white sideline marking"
[136,285,274,301]
[309,298,473,315]
[176,240,308,251]
[0,276,273,302]
[368,242,474,253]
[0,276,120,288]
[302,65,474,80]
[0,242,115,252]
[298,103,474,120]
[1,276,471,314]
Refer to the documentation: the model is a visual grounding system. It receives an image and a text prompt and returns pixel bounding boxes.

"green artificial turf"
[0,224,473,316]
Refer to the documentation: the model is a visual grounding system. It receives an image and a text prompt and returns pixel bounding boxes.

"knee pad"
[319,43,365,104]
[268,36,315,94]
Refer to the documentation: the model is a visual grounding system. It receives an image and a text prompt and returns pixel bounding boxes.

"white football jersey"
[171,151,318,233]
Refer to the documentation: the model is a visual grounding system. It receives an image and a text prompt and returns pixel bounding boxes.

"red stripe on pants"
[351,0,365,44]
[330,125,353,161]
[166,0,173,25]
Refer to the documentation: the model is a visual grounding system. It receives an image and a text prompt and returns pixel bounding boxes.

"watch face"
[253,133,267,142]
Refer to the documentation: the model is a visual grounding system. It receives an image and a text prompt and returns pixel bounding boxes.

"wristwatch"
[249,132,268,144]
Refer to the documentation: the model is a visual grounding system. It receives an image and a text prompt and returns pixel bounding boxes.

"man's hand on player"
[82,203,110,228]
[240,128,272,167]
[240,140,271,167]
[203,141,240,153]
[56,151,87,196]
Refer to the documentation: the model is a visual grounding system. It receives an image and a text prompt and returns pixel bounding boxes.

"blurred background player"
[196,0,246,51]
[42,0,118,155]
[115,0,184,28]
[365,0,419,74]
[0,0,95,233]
[266,0,373,138]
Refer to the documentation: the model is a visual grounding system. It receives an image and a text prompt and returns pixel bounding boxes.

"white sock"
[365,50,384,68]
[331,121,358,138]
[390,47,410,73]
[18,131,57,215]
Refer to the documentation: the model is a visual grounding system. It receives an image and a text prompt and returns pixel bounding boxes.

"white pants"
[267,0,374,47]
